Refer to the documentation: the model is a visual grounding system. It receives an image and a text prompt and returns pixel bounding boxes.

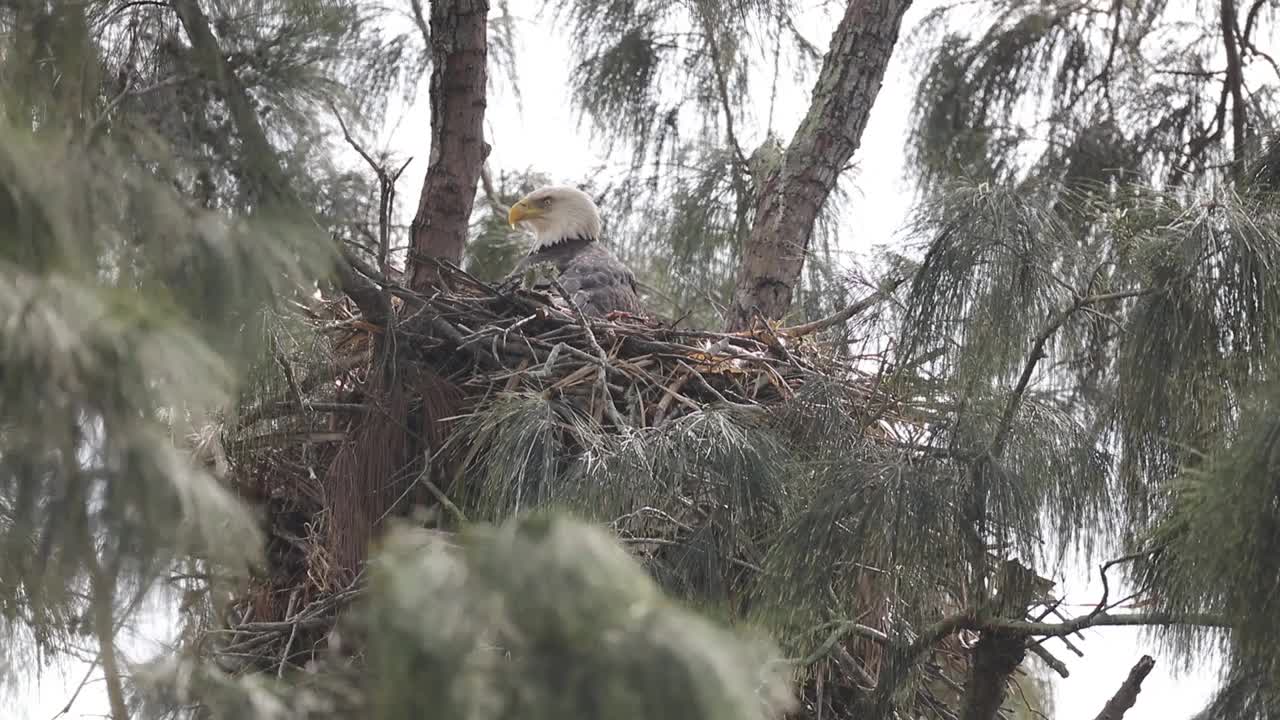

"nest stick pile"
[210,260,896,677]
[370,262,884,427]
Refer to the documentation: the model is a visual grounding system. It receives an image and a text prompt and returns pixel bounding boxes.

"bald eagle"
[506,186,642,317]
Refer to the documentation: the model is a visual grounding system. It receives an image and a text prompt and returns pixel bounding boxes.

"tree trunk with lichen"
[726,0,913,331]
[408,0,491,291]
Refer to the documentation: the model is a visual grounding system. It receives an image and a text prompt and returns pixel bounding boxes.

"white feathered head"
[507,186,603,249]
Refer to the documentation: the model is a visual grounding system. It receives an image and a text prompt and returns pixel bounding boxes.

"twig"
[549,279,626,426]
[1089,549,1160,623]
[479,163,509,216]
[277,589,300,678]
[48,652,103,720]
[989,284,1171,457]
[978,611,1227,637]
[780,275,905,337]
[1011,674,1052,720]
[1026,642,1069,679]
[420,477,467,524]
[272,335,308,410]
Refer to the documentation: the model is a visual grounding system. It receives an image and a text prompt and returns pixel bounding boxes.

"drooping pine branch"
[171,0,287,206]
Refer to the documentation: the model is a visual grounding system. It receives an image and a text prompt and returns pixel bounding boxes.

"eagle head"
[507,186,603,249]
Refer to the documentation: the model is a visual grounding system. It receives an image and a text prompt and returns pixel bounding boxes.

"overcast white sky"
[16,1,1225,717]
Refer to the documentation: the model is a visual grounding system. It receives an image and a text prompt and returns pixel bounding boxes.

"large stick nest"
[199,260,993,716]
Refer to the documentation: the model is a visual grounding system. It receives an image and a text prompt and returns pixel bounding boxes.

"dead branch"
[1093,655,1156,720]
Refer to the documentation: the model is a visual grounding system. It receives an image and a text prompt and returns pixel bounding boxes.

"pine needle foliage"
[539,0,850,325]
[0,78,326,670]
[1132,384,1280,718]
[0,0,423,697]
[909,0,1280,193]
[139,514,797,720]
[452,394,788,606]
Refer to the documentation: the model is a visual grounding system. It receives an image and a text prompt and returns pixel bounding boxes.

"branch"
[330,103,411,280]
[408,0,431,47]
[781,620,891,667]
[780,274,905,337]
[978,611,1228,638]
[1093,656,1156,720]
[695,5,749,170]
[85,547,128,720]
[48,652,102,720]
[479,162,509,216]
[1088,548,1161,623]
[172,0,287,204]
[865,611,973,718]
[336,245,393,324]
[989,284,1169,457]
[1220,0,1248,181]
[1026,642,1069,678]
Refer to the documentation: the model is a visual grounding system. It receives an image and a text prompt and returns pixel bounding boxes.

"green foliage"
[365,515,794,720]
[1134,385,1280,717]
[909,0,1280,193]
[0,97,329,668]
[139,514,796,720]
[9,0,1280,718]
[538,0,848,325]
[0,0,407,693]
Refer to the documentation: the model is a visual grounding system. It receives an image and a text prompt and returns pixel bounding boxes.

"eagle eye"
[540,197,553,208]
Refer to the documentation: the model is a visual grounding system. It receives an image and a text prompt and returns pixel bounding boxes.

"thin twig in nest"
[549,279,626,427]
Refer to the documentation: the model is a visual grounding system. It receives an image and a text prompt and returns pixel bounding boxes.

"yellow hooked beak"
[507,199,544,228]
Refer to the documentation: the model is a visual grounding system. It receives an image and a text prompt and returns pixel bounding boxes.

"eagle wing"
[557,243,642,317]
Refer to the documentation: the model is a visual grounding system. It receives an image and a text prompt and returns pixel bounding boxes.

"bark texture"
[958,631,1026,720]
[174,0,475,603]
[1093,655,1156,720]
[958,559,1041,720]
[408,0,490,291]
[726,0,913,331]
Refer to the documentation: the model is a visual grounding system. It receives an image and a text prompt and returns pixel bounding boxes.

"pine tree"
[5,2,1280,720]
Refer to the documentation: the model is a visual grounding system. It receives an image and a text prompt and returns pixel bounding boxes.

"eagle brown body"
[512,236,642,317]
[506,186,642,318]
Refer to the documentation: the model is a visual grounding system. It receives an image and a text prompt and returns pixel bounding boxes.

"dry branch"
[1093,655,1156,720]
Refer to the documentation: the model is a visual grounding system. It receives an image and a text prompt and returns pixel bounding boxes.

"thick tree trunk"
[1093,656,1156,720]
[175,0,476,603]
[958,631,1026,720]
[725,0,912,331]
[407,0,490,291]
[958,558,1043,720]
